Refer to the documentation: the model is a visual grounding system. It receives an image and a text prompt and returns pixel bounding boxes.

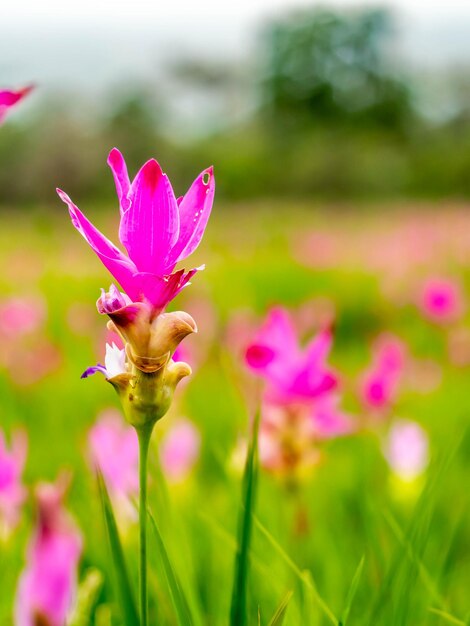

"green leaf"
[339,556,365,626]
[267,591,293,626]
[147,507,194,626]
[69,568,104,626]
[97,472,140,626]
[229,410,260,626]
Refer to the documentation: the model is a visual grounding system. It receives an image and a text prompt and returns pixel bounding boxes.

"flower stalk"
[136,422,153,626]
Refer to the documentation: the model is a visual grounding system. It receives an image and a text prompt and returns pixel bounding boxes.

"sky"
[2,0,469,132]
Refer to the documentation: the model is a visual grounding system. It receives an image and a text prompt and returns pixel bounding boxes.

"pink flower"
[57,149,215,313]
[360,334,406,412]
[0,86,33,125]
[15,476,82,626]
[88,410,139,523]
[0,296,46,339]
[418,277,464,324]
[311,395,354,439]
[0,429,27,537]
[159,419,200,483]
[245,307,337,405]
[384,420,429,480]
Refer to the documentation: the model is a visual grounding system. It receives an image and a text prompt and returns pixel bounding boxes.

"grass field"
[1,201,470,625]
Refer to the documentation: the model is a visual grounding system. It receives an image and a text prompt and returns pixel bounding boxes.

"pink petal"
[108,148,131,214]
[172,166,215,263]
[245,344,276,369]
[132,267,199,311]
[120,159,180,275]
[57,189,139,300]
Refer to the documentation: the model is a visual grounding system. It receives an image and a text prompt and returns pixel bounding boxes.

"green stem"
[137,423,153,626]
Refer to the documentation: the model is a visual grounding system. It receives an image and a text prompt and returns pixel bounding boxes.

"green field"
[1,201,470,625]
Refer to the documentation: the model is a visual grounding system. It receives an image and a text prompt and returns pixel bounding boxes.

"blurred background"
[2,0,470,203]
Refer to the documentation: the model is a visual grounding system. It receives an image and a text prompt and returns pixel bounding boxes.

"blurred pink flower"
[384,420,429,480]
[312,395,355,439]
[0,296,46,339]
[418,277,464,324]
[0,86,33,124]
[15,476,82,626]
[0,429,27,538]
[57,149,215,313]
[360,334,406,412]
[159,419,200,483]
[88,410,138,523]
[245,307,337,405]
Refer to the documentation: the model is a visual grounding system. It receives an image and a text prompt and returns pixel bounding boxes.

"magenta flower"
[245,307,337,405]
[418,277,464,324]
[0,429,27,538]
[159,419,201,483]
[360,334,406,412]
[384,420,429,481]
[88,410,139,524]
[57,149,215,313]
[15,476,82,626]
[0,86,33,125]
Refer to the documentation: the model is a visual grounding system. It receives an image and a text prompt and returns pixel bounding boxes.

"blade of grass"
[253,516,338,626]
[428,608,467,626]
[338,555,365,626]
[229,409,260,626]
[147,507,193,626]
[267,590,293,626]
[97,472,140,626]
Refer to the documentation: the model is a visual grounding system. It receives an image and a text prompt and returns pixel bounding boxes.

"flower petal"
[120,159,180,275]
[133,267,199,312]
[81,364,108,379]
[57,189,139,300]
[172,166,215,264]
[107,148,131,214]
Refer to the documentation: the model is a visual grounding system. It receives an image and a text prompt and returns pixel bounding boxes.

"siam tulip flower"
[384,420,429,481]
[88,410,139,525]
[15,475,82,626]
[245,307,338,405]
[60,149,215,626]
[0,429,27,539]
[159,419,200,483]
[360,334,406,413]
[57,148,214,314]
[418,277,464,324]
[0,86,33,125]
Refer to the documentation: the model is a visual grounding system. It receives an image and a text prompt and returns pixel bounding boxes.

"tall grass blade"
[267,590,293,626]
[97,472,140,626]
[229,409,260,626]
[147,507,193,626]
[339,555,365,626]
[253,516,338,625]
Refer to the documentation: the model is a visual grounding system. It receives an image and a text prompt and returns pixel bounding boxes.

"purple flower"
[0,429,27,538]
[57,149,215,313]
[245,307,338,405]
[15,476,82,626]
[0,86,33,125]
[360,334,406,412]
[81,342,126,380]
